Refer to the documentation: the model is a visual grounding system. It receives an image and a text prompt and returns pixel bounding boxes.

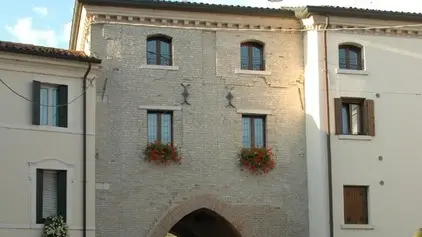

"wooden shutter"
[56,171,67,222]
[334,98,343,135]
[36,169,44,223]
[343,186,368,224]
[365,100,375,136]
[57,85,68,128]
[32,81,41,125]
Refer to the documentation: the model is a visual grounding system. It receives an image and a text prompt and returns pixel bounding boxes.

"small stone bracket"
[181,83,191,105]
[225,86,235,108]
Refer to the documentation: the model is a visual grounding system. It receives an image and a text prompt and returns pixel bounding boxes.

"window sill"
[138,105,182,111]
[336,68,368,75]
[235,69,271,76]
[236,108,273,115]
[341,224,375,230]
[141,64,179,71]
[337,135,372,141]
[0,123,93,135]
[0,223,95,230]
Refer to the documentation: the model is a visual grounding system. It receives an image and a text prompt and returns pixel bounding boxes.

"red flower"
[238,147,275,174]
[144,140,182,166]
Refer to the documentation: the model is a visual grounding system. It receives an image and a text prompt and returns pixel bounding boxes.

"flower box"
[144,141,181,165]
[238,147,275,174]
[42,215,68,237]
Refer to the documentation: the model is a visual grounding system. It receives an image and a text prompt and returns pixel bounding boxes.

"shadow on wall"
[166,208,242,237]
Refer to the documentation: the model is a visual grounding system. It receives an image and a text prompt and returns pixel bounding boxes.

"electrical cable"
[0,77,95,107]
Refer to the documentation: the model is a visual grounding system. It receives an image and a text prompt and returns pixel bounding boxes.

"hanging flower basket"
[238,147,276,174]
[144,141,182,165]
[41,215,69,237]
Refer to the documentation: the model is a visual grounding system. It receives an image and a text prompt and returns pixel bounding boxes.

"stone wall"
[92,15,308,237]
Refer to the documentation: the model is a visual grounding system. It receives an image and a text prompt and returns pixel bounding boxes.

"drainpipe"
[82,61,92,237]
[322,16,334,237]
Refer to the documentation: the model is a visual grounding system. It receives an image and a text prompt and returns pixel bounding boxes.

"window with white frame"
[40,85,58,126]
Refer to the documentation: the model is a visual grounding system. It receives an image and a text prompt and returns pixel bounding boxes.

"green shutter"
[56,171,67,222]
[57,85,68,128]
[36,169,43,224]
[32,81,41,125]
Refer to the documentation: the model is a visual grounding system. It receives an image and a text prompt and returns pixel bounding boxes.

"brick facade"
[91,10,308,237]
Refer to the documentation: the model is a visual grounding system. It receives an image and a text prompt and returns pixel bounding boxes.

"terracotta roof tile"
[78,0,295,17]
[0,40,101,63]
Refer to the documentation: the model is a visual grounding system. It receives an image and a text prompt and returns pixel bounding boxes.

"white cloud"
[5,18,70,48]
[32,7,48,17]
[62,21,72,42]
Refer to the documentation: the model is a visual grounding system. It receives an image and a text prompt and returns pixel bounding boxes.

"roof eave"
[299,6,422,22]
[78,0,296,18]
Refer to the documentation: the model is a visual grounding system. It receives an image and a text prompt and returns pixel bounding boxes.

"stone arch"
[146,194,250,237]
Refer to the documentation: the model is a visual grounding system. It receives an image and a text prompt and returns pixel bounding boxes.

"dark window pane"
[252,46,263,70]
[242,117,251,148]
[240,45,249,70]
[339,48,347,69]
[341,104,350,134]
[161,113,172,144]
[349,104,361,135]
[338,45,362,70]
[147,113,157,142]
[342,102,362,135]
[147,40,157,65]
[254,118,264,148]
[348,50,359,70]
[160,41,171,66]
[242,116,266,148]
[147,111,172,143]
[241,43,264,71]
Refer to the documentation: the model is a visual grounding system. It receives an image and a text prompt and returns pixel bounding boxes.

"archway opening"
[165,208,241,237]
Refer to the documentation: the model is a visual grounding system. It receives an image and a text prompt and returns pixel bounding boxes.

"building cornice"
[0,52,101,80]
[296,6,422,23]
[90,14,295,32]
[301,15,422,37]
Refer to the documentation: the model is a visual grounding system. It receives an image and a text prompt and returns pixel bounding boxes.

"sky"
[0,0,421,50]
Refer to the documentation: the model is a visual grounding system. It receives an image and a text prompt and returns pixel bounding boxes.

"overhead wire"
[2,20,421,107]
[0,77,95,107]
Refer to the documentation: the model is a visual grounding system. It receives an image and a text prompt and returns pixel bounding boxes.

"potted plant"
[238,147,276,174]
[41,215,68,237]
[144,140,182,165]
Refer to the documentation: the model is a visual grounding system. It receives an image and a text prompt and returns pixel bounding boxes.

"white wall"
[0,52,98,237]
[303,20,331,237]
[327,31,422,237]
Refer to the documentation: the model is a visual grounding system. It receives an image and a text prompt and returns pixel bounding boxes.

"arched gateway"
[146,195,247,237]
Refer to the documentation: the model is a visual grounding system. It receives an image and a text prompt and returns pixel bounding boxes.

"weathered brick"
[91,15,307,237]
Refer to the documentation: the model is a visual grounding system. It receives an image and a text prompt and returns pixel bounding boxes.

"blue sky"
[1,0,421,49]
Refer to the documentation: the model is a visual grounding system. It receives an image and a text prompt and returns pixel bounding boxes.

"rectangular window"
[334,98,375,136]
[343,186,369,225]
[32,81,68,127]
[36,169,67,224]
[147,111,173,144]
[40,86,58,126]
[242,115,266,148]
